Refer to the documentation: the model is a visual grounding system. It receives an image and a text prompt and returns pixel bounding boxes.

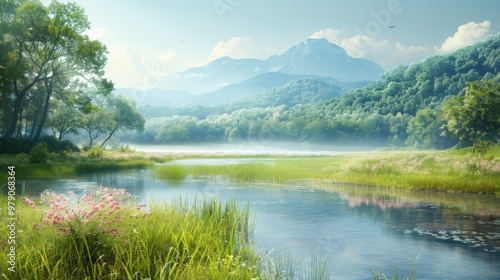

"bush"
[87,146,104,158]
[29,142,50,164]
[59,140,80,153]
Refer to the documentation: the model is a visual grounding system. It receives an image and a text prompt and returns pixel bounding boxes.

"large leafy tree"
[1,0,112,140]
[442,79,500,153]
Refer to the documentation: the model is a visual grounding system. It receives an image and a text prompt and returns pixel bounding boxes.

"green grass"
[154,150,500,194]
[0,191,260,279]
[0,149,165,180]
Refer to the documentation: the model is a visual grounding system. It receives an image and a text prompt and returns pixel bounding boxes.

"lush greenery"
[0,147,159,180]
[0,188,263,279]
[123,36,499,150]
[155,148,500,194]
[0,0,144,149]
[442,79,500,153]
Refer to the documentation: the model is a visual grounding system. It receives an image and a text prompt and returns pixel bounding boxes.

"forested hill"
[124,36,499,147]
[225,78,345,111]
[324,35,500,116]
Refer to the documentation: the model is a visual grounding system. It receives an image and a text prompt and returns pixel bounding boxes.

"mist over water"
[127,141,378,155]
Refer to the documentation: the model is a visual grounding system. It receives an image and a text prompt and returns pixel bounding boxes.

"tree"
[100,96,145,148]
[442,80,500,153]
[406,108,455,149]
[79,93,145,148]
[48,99,82,140]
[1,0,113,140]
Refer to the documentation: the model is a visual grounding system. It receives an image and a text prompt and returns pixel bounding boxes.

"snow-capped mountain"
[160,38,384,94]
[267,38,383,81]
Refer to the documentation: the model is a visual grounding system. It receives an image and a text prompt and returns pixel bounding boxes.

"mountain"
[227,78,345,110]
[183,72,368,106]
[267,39,384,81]
[160,38,384,94]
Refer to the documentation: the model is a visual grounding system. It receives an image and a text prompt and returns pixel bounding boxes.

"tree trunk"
[3,78,40,139]
[33,80,53,141]
[100,126,119,148]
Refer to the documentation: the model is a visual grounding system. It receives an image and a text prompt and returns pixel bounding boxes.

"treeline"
[123,36,500,148]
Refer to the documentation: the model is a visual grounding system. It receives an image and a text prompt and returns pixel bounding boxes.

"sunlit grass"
[153,165,188,182]
[154,150,500,194]
[0,191,259,279]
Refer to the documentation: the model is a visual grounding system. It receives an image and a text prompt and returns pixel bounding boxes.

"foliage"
[87,146,104,158]
[29,141,50,164]
[80,93,145,148]
[406,107,455,149]
[0,0,113,141]
[442,79,500,153]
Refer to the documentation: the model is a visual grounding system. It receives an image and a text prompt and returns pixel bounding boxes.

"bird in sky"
[389,25,396,28]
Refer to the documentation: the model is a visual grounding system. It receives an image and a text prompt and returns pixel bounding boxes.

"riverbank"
[155,147,500,195]
[1,146,499,194]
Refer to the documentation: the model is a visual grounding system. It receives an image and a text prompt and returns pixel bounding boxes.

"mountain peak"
[269,38,382,81]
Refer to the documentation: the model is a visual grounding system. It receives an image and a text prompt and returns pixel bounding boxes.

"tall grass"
[0,190,259,279]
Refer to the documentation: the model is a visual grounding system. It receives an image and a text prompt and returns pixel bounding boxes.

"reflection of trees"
[347,195,418,210]
[312,182,500,218]
[338,187,500,254]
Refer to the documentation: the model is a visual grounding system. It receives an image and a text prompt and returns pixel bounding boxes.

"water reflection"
[12,170,500,279]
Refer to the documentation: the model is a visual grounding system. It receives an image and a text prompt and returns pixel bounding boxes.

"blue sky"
[58,0,500,89]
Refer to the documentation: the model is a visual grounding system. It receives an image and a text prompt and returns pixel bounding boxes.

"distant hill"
[226,78,345,111]
[183,72,368,106]
[159,38,384,94]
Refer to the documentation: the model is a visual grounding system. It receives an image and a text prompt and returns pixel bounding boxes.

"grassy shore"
[0,148,168,180]
[0,189,262,279]
[155,147,500,194]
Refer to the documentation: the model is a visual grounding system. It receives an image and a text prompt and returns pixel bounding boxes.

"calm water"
[16,164,500,280]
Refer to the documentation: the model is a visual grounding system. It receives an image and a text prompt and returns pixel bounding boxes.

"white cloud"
[310,29,430,69]
[209,37,261,61]
[104,45,185,89]
[435,21,491,53]
[309,28,341,44]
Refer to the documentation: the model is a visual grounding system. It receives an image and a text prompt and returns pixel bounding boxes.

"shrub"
[59,140,80,153]
[87,146,104,158]
[29,142,50,164]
